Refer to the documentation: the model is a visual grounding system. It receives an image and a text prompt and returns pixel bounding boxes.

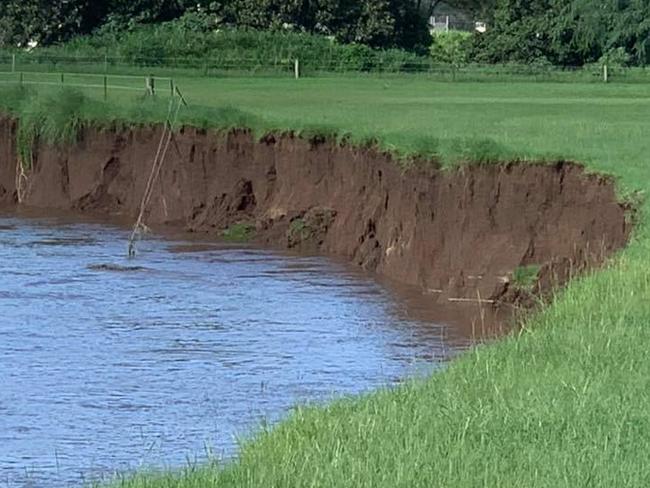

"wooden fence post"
[294,59,300,79]
[145,76,154,95]
[11,53,16,73]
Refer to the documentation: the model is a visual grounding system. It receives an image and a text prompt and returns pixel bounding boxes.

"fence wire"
[0,52,649,82]
[0,69,176,98]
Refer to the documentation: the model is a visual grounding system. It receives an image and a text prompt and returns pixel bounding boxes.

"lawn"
[2,76,650,487]
[178,77,650,179]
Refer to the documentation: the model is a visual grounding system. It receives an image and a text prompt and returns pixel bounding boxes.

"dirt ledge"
[0,118,633,305]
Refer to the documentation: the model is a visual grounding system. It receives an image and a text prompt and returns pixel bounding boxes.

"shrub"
[32,14,431,74]
[599,47,631,67]
[429,30,471,65]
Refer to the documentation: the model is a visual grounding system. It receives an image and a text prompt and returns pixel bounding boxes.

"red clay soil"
[0,118,633,304]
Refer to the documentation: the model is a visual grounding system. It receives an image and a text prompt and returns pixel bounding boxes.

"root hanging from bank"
[128,90,186,258]
[15,158,29,204]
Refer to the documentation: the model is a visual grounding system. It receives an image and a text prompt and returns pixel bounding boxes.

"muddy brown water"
[0,213,479,488]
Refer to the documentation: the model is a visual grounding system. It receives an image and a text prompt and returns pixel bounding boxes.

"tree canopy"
[470,0,650,66]
[0,0,432,52]
[4,0,646,65]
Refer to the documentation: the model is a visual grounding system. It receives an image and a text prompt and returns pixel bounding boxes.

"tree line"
[0,0,486,53]
[1,0,647,66]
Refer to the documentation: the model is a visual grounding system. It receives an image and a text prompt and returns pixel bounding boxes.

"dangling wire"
[128,91,185,258]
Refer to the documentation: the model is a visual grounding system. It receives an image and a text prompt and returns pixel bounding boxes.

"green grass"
[2,76,650,487]
[221,222,256,242]
[512,264,542,291]
[8,75,650,172]
[287,218,309,241]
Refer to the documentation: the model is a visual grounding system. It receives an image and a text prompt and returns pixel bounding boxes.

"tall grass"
[0,86,265,169]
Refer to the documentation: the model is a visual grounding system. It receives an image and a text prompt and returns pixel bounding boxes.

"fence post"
[150,75,155,95]
[145,75,154,95]
[104,54,108,74]
[11,53,16,73]
[61,73,64,85]
[603,64,609,83]
[294,59,300,80]
[170,78,174,98]
[104,75,108,100]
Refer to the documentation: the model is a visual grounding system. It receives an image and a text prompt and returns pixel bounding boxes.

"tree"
[0,0,101,46]
[103,0,192,26]
[468,0,650,66]
[206,0,430,51]
[0,0,194,46]
[0,0,429,52]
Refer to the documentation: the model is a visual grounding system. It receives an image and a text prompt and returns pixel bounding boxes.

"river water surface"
[0,214,469,487]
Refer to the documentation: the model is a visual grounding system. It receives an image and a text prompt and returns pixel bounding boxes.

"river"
[0,213,469,487]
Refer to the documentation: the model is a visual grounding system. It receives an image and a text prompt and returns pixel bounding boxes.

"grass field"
[2,76,650,487]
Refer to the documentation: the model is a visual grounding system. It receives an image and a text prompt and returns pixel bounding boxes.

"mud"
[0,117,632,305]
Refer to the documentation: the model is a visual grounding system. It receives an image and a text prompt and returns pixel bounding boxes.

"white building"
[426,1,485,33]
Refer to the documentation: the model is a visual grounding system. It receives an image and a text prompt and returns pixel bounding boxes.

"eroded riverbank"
[0,114,631,488]
[0,118,633,307]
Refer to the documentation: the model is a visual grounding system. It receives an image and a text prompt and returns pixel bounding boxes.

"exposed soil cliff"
[0,117,632,304]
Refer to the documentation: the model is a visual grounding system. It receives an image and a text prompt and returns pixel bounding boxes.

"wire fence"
[0,69,176,99]
[0,52,297,78]
[1,51,650,83]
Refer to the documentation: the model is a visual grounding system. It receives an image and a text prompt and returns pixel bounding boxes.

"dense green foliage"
[204,0,431,52]
[2,75,650,488]
[47,17,424,73]
[430,30,472,64]
[0,0,430,52]
[0,0,189,47]
[5,0,650,68]
[471,0,650,66]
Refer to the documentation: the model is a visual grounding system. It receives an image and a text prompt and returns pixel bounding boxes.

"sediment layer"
[0,117,632,303]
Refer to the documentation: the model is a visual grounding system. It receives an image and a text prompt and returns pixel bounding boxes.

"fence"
[0,52,297,79]
[0,69,176,99]
[1,51,649,83]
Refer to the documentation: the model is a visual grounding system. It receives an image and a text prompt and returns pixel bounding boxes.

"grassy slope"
[3,77,650,487]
